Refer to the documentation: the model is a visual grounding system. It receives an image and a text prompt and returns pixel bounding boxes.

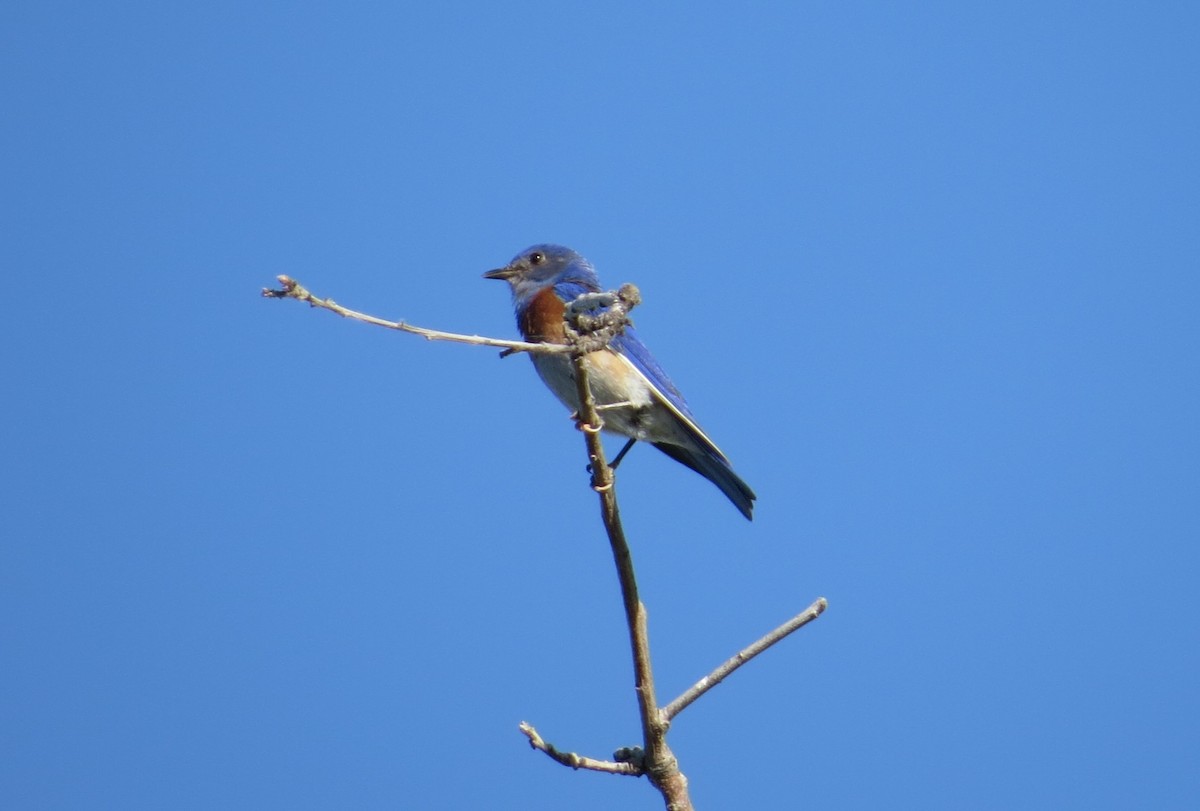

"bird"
[484,244,756,520]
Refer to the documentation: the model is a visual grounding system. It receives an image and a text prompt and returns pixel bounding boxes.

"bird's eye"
[529,252,544,265]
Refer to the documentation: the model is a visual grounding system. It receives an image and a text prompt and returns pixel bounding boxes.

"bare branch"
[663,597,828,722]
[564,303,693,810]
[262,274,569,356]
[262,274,827,811]
[518,722,642,777]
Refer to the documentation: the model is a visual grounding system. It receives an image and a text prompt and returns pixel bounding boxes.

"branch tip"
[663,596,828,721]
[260,274,573,356]
[517,722,642,776]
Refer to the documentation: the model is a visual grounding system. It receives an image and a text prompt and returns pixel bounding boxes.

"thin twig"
[663,597,828,722]
[262,275,569,356]
[518,723,642,776]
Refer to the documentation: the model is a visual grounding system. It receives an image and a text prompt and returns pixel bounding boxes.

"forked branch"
[562,296,691,806]
[263,274,827,811]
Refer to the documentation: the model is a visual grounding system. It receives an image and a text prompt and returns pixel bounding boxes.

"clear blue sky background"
[3,2,1197,809]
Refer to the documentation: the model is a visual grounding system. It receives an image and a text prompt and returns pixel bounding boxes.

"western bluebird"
[484,244,756,520]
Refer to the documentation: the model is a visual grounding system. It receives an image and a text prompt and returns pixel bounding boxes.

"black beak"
[482,266,518,281]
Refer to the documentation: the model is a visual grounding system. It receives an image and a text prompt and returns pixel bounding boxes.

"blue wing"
[552,279,600,302]
[610,327,698,423]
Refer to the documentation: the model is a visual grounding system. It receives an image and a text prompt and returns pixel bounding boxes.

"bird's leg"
[585,436,637,475]
[608,438,637,471]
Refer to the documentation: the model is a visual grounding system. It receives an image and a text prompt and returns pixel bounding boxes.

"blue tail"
[652,442,756,520]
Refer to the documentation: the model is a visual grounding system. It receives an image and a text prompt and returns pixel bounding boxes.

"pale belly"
[530,350,687,444]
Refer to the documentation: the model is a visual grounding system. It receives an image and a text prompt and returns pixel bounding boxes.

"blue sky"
[2,2,1197,809]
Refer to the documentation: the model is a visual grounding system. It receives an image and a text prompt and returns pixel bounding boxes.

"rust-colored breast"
[518,287,568,343]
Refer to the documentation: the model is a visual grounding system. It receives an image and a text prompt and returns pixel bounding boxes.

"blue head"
[483,244,601,306]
